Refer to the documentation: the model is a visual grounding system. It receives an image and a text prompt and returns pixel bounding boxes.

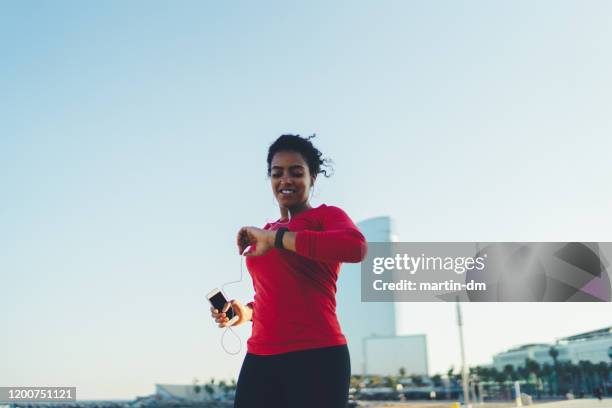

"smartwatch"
[275,227,289,249]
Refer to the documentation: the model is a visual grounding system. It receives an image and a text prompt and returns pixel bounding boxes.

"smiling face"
[270,150,314,212]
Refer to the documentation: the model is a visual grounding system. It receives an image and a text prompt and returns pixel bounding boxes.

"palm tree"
[578,360,593,395]
[229,379,237,393]
[558,361,576,394]
[204,384,214,400]
[447,367,456,385]
[494,369,507,399]
[369,375,383,387]
[385,375,398,389]
[503,364,517,382]
[192,378,201,399]
[525,359,541,377]
[549,346,559,395]
[541,363,552,395]
[446,367,455,399]
[203,378,216,400]
[479,366,494,383]
[432,374,443,387]
[524,359,541,398]
[517,365,528,382]
[410,375,423,386]
[218,380,228,399]
[595,362,609,393]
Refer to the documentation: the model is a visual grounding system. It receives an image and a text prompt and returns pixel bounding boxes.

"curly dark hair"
[267,134,333,178]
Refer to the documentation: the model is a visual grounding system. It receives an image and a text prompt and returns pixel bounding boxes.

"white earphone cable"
[216,245,251,355]
[215,213,291,355]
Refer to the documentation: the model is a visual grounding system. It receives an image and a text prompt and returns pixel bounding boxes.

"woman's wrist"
[266,230,276,248]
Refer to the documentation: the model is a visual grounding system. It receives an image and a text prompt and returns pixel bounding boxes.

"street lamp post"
[456,301,471,408]
[549,346,559,396]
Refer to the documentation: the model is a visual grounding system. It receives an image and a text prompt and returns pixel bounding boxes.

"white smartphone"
[207,288,239,326]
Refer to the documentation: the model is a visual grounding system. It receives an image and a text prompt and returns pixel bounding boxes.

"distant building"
[155,383,233,402]
[363,334,429,376]
[336,216,429,377]
[492,326,612,370]
[557,326,612,364]
[492,343,555,370]
[156,384,204,401]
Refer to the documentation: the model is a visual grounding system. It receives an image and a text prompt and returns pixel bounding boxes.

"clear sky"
[1,0,611,400]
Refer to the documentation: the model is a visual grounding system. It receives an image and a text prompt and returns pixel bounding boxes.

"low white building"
[363,334,429,377]
[556,326,612,364]
[492,326,612,370]
[493,343,553,370]
[155,383,234,402]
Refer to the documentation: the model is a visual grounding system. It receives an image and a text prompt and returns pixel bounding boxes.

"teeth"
[281,189,295,194]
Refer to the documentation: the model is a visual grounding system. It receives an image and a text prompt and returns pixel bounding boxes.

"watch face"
[275,228,288,249]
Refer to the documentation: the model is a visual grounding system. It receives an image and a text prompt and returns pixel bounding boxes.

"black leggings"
[234,344,350,408]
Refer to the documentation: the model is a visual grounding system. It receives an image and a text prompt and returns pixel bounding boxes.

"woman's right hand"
[210,299,252,328]
[237,226,275,256]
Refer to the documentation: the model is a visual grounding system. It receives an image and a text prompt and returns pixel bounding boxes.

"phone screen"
[209,291,235,319]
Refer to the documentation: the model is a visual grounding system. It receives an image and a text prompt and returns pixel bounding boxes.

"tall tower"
[336,216,397,374]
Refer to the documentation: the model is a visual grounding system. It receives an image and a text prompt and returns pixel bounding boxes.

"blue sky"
[1,0,611,400]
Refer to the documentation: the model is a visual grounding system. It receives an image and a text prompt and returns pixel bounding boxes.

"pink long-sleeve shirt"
[245,204,367,355]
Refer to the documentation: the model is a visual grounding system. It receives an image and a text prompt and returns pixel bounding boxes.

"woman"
[210,134,367,407]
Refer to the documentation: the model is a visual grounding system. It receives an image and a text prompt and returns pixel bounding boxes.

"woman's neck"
[281,201,312,219]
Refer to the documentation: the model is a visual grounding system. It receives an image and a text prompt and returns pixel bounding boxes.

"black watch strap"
[275,227,289,249]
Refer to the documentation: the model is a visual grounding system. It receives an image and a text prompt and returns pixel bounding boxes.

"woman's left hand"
[237,226,275,256]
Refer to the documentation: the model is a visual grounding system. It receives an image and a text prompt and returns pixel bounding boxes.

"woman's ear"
[311,175,316,187]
